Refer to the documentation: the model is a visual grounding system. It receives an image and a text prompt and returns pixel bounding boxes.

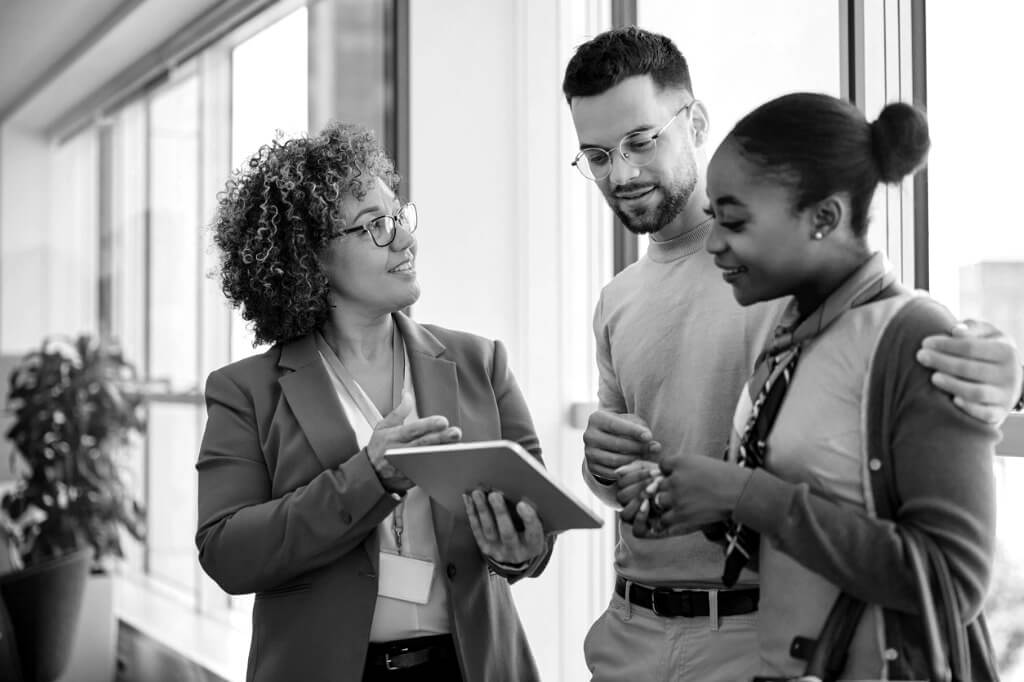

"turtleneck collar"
[645,218,713,264]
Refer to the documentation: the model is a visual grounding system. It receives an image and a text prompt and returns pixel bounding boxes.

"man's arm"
[917,319,1023,424]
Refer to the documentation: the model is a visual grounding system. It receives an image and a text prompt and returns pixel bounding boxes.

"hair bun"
[869,103,930,183]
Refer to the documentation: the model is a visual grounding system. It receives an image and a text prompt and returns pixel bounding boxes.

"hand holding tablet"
[385,440,604,533]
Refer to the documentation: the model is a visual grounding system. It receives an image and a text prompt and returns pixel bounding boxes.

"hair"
[562,26,693,103]
[211,122,398,346]
[726,93,929,236]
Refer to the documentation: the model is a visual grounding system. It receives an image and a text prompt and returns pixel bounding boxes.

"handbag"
[784,525,999,682]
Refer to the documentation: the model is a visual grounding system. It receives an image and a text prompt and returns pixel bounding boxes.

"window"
[925,3,1024,677]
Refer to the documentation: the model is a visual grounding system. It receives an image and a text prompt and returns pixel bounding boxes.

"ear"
[809,196,844,241]
[689,100,710,147]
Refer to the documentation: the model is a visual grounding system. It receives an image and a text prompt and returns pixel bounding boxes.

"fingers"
[930,371,1006,407]
[395,415,451,442]
[408,426,462,448]
[585,411,659,449]
[585,449,642,479]
[516,500,546,550]
[378,391,415,427]
[950,396,1005,425]
[919,333,1017,364]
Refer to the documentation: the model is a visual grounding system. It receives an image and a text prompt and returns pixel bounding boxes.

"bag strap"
[904,528,954,682]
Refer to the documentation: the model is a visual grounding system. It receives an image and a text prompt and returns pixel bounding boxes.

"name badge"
[378,551,434,604]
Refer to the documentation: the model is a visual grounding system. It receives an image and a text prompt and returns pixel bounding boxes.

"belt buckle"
[384,648,408,671]
[651,588,689,617]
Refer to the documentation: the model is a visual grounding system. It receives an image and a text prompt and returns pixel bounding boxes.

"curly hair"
[211,122,398,346]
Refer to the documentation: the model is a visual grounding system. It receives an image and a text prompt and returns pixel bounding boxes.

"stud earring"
[813,231,824,240]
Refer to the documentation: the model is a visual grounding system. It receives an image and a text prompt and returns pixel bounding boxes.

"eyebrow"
[578,124,659,151]
[352,204,391,224]
[714,195,747,209]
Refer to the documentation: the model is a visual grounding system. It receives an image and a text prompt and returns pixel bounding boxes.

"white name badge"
[378,551,435,604]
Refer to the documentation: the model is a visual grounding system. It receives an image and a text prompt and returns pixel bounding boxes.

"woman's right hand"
[365,392,462,494]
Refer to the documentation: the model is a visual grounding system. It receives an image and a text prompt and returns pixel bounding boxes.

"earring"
[813,231,824,240]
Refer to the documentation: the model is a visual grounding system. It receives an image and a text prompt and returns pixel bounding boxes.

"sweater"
[584,221,780,587]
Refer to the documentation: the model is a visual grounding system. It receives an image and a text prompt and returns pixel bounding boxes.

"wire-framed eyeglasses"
[338,202,418,247]
[572,100,698,181]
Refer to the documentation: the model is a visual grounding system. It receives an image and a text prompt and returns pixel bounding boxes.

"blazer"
[195,313,552,682]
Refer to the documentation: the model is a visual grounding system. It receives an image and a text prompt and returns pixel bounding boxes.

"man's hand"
[463,490,546,566]
[583,410,661,480]
[917,319,1023,424]
[629,454,750,539]
[366,392,462,493]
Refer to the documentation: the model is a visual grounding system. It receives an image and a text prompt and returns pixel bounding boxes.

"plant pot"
[56,570,115,682]
[0,549,90,682]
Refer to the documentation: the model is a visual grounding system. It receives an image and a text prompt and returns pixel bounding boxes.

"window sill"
[114,575,250,682]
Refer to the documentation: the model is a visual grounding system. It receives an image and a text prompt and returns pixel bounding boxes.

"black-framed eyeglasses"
[571,100,698,181]
[338,202,418,247]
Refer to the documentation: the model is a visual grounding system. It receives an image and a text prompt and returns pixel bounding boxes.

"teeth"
[392,261,414,272]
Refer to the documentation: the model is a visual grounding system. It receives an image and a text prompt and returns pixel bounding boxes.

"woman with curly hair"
[195,122,553,682]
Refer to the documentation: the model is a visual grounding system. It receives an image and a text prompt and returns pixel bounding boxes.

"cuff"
[732,468,797,535]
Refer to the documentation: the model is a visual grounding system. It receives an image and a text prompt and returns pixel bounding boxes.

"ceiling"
[0,0,226,130]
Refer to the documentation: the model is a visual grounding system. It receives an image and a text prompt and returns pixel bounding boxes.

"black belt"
[615,576,759,618]
[365,634,456,672]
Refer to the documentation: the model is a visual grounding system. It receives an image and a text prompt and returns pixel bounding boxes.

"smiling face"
[704,140,819,307]
[321,176,420,316]
[570,75,702,237]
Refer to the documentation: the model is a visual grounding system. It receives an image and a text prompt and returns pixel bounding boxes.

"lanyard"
[315,324,408,552]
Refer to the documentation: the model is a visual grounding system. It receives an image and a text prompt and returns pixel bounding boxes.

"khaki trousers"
[584,592,760,682]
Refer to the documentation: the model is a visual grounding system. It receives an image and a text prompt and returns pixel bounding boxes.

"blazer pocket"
[255,581,312,600]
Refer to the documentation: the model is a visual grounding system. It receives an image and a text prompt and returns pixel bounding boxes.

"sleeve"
[484,339,556,583]
[581,293,626,506]
[195,369,396,595]
[733,298,998,617]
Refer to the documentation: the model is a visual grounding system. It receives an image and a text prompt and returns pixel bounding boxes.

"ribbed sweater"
[584,221,780,587]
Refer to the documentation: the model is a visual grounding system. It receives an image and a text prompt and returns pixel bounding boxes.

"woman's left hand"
[463,490,546,566]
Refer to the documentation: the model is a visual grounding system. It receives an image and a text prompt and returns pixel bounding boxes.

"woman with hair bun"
[629,94,998,680]
[195,122,552,682]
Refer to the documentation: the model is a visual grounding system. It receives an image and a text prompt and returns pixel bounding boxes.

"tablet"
[385,440,604,532]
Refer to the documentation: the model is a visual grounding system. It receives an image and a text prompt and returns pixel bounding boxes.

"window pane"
[149,76,200,391]
[146,402,201,593]
[229,7,308,360]
[927,4,1024,677]
[637,0,841,158]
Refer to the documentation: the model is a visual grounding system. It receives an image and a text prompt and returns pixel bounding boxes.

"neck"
[322,307,394,364]
[651,173,709,242]
[794,244,873,319]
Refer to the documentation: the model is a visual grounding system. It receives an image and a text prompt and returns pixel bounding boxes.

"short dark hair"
[211,122,398,346]
[727,93,929,236]
[562,26,693,103]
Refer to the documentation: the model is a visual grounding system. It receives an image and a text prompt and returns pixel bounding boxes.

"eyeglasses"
[338,202,418,247]
[572,100,698,181]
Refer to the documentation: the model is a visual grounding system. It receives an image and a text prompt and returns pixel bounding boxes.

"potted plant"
[1,334,146,682]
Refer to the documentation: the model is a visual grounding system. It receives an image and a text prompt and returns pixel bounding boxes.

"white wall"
[0,123,52,352]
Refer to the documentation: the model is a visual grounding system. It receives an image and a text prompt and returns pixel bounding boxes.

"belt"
[365,634,456,672]
[615,576,759,618]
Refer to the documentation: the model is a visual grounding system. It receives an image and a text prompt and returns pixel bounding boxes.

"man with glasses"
[563,26,1023,682]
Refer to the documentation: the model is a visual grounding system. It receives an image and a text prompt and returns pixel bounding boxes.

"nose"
[607,149,640,186]
[705,220,726,255]
[390,223,416,251]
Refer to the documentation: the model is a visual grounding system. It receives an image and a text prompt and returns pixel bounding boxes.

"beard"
[609,158,698,235]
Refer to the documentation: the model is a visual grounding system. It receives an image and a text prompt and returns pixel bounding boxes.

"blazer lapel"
[277,334,360,472]
[278,335,381,569]
[394,313,460,560]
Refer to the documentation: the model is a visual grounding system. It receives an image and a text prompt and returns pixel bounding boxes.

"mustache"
[611,183,656,198]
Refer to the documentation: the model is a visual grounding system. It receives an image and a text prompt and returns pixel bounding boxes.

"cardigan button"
[869,458,882,472]
[884,647,899,661]
[446,563,457,580]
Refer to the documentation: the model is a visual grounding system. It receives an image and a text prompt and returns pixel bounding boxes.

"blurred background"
[0,1,1022,680]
